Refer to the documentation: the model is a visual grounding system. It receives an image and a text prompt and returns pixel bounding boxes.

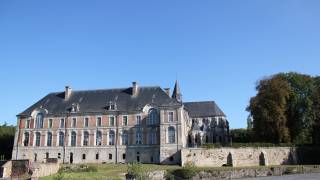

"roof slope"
[183,101,226,118]
[19,86,180,116]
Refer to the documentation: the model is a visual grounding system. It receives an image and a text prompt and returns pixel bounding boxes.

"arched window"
[47,132,52,146]
[109,130,115,145]
[96,131,102,146]
[23,132,29,146]
[83,131,89,146]
[122,132,128,145]
[71,131,76,146]
[136,130,142,144]
[59,132,64,146]
[147,108,158,125]
[35,132,41,146]
[35,113,44,128]
[168,127,175,144]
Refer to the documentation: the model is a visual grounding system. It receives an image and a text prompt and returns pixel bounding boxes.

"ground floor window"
[122,153,126,160]
[96,153,99,160]
[82,154,86,160]
[109,154,112,160]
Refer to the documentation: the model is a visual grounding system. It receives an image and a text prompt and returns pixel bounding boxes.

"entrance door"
[70,153,73,164]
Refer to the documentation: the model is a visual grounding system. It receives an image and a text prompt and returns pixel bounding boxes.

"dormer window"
[71,103,79,113]
[108,101,116,111]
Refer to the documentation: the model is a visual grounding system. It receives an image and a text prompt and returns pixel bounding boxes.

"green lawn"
[40,163,181,180]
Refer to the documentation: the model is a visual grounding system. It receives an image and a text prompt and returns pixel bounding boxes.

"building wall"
[181,147,297,167]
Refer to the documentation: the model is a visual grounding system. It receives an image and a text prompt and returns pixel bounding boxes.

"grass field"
[39,163,181,180]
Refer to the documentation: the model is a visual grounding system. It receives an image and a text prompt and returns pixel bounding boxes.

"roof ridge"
[50,86,161,94]
[184,101,216,103]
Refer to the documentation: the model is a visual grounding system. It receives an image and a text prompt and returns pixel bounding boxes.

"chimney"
[65,86,72,100]
[164,88,170,96]
[132,82,139,96]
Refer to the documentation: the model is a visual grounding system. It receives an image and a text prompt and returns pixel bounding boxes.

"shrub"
[174,162,197,179]
[126,162,148,180]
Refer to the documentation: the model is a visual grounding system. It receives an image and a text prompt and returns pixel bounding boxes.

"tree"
[0,123,16,160]
[247,74,291,143]
[311,76,320,144]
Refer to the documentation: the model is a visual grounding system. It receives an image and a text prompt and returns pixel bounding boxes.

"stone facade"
[12,82,229,165]
[181,147,297,167]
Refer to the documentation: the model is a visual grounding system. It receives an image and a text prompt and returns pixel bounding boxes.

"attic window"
[71,103,79,112]
[108,101,116,111]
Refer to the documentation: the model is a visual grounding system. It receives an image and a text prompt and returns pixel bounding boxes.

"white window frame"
[47,131,52,147]
[136,115,141,126]
[48,119,52,128]
[168,111,174,122]
[122,115,128,126]
[84,116,89,127]
[82,130,90,146]
[71,117,77,128]
[25,119,31,129]
[109,116,115,126]
[109,130,115,145]
[96,116,102,127]
[96,130,102,146]
[60,118,65,128]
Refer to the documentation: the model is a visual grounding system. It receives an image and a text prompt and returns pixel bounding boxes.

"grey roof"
[184,101,226,118]
[18,86,181,116]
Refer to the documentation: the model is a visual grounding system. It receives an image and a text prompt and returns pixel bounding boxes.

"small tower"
[172,80,182,103]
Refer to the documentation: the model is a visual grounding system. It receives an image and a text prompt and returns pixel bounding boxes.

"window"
[35,132,41,146]
[23,132,29,146]
[168,112,174,122]
[46,152,49,159]
[96,153,99,160]
[168,127,175,144]
[72,118,76,127]
[96,131,102,146]
[25,119,30,128]
[136,131,142,144]
[71,131,76,146]
[109,116,115,126]
[147,108,157,125]
[47,132,52,146]
[82,154,86,160]
[84,117,89,127]
[149,132,156,144]
[109,154,112,160]
[35,113,44,128]
[150,156,154,162]
[169,156,174,162]
[136,115,141,125]
[83,131,89,146]
[48,119,52,128]
[60,119,65,128]
[34,153,37,162]
[109,130,115,145]
[58,153,61,159]
[96,117,102,127]
[59,132,65,146]
[122,116,128,126]
[122,153,126,160]
[122,132,128,145]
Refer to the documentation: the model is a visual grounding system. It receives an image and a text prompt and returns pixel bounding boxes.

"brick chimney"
[164,88,170,96]
[132,82,139,96]
[65,86,72,100]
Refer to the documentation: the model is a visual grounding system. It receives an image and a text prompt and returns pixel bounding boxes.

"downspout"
[15,117,21,160]
[115,113,119,164]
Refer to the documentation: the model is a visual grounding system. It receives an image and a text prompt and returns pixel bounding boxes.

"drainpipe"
[115,113,119,164]
[15,117,21,160]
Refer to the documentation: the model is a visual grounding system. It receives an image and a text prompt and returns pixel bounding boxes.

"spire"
[172,80,182,102]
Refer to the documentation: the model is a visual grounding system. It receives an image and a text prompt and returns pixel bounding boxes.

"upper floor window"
[84,117,89,127]
[147,108,158,125]
[35,113,44,129]
[47,132,52,146]
[96,131,102,146]
[59,132,65,146]
[48,119,52,128]
[83,131,89,146]
[123,116,128,126]
[25,119,30,129]
[35,132,41,146]
[23,132,29,146]
[72,118,77,128]
[96,117,102,127]
[60,119,65,128]
[109,130,115,145]
[136,131,142,144]
[136,115,141,126]
[149,132,156,144]
[109,116,115,126]
[168,127,175,144]
[122,132,128,145]
[71,131,76,146]
[168,112,174,122]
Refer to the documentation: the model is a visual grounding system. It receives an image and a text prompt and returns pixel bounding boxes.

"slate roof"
[183,101,226,118]
[18,86,181,116]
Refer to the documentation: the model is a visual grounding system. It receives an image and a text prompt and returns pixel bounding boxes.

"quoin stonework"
[12,81,229,164]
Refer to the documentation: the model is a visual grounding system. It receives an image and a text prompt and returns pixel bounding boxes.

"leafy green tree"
[247,75,291,143]
[0,123,16,160]
[311,76,320,144]
[230,128,253,143]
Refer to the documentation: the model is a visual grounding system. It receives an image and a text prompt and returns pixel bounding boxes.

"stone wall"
[32,162,60,178]
[181,147,297,167]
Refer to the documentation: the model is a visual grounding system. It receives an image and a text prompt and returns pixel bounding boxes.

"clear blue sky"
[1,0,319,128]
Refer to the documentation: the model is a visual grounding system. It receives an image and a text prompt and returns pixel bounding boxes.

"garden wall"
[181,147,297,167]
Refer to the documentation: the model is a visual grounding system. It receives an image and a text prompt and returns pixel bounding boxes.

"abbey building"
[12,81,229,164]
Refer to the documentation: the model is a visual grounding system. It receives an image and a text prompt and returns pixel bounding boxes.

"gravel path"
[240,173,320,180]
